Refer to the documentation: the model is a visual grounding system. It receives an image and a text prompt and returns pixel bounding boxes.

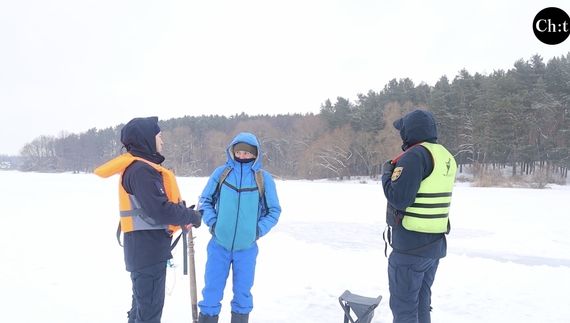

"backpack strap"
[391,142,424,164]
[255,170,268,214]
[390,236,444,255]
[170,231,183,251]
[254,170,264,197]
[210,167,232,206]
[116,220,183,251]
[383,224,447,257]
[117,222,123,247]
[214,167,233,197]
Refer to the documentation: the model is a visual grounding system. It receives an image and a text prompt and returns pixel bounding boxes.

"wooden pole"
[188,228,199,323]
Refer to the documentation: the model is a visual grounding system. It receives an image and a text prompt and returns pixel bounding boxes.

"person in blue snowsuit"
[197,132,282,323]
[381,110,457,323]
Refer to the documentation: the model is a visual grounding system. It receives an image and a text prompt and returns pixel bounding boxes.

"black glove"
[192,209,202,229]
[186,206,202,229]
[189,204,204,216]
[382,160,395,174]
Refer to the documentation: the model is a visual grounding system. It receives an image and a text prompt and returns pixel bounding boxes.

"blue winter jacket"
[382,110,448,259]
[199,132,282,251]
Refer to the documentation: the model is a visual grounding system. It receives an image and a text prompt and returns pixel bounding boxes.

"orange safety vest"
[94,153,182,237]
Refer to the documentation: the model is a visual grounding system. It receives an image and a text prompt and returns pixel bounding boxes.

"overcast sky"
[1,0,568,155]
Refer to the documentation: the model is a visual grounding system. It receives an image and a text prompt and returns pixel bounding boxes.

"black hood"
[120,116,165,164]
[393,110,438,151]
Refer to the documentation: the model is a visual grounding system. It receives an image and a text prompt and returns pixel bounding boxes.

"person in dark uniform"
[381,110,457,323]
[95,116,202,323]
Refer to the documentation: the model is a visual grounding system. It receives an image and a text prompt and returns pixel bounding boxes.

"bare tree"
[19,135,57,172]
[162,127,201,176]
[308,125,355,180]
[200,130,231,176]
[376,102,415,162]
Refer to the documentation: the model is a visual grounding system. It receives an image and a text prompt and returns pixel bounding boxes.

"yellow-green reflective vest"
[402,142,457,233]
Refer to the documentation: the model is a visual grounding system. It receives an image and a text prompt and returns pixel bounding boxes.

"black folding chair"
[339,290,382,323]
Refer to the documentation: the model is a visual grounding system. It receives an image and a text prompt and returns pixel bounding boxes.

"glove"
[382,160,395,174]
[185,206,202,230]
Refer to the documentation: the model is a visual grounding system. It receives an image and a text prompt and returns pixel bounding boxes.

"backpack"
[212,167,269,216]
[215,167,265,200]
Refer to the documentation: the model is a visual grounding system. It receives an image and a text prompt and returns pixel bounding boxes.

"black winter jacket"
[382,110,447,259]
[120,117,197,271]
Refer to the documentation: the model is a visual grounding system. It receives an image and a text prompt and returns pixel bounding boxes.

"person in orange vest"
[95,116,202,323]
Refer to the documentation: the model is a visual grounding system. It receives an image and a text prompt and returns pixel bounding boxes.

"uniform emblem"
[391,167,403,181]
[154,182,166,195]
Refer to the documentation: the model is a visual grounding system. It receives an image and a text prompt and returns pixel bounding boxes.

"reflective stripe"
[416,192,452,198]
[410,202,451,209]
[404,211,449,219]
[119,209,147,217]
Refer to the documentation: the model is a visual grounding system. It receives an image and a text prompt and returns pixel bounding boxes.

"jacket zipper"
[230,163,243,251]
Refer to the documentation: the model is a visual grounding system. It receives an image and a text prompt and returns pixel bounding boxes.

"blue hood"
[393,110,438,150]
[225,132,262,171]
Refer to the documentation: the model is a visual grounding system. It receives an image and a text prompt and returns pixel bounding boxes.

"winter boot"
[198,313,219,323]
[230,312,249,323]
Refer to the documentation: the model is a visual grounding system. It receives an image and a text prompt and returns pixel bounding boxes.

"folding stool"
[338,290,382,323]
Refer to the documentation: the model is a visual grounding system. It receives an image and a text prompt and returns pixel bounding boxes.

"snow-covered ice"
[0,171,568,322]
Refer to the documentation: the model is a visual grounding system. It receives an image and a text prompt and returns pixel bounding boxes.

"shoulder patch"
[391,167,403,181]
[154,181,166,195]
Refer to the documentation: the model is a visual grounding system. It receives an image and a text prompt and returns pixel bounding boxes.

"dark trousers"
[388,252,439,323]
[127,261,167,323]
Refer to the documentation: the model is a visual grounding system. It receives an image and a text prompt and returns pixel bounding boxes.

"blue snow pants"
[127,261,167,323]
[198,238,259,316]
[388,252,439,323]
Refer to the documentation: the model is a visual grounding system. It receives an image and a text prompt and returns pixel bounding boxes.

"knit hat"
[233,142,258,156]
[154,123,161,135]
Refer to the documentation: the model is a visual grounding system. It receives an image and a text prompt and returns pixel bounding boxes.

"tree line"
[16,53,570,181]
